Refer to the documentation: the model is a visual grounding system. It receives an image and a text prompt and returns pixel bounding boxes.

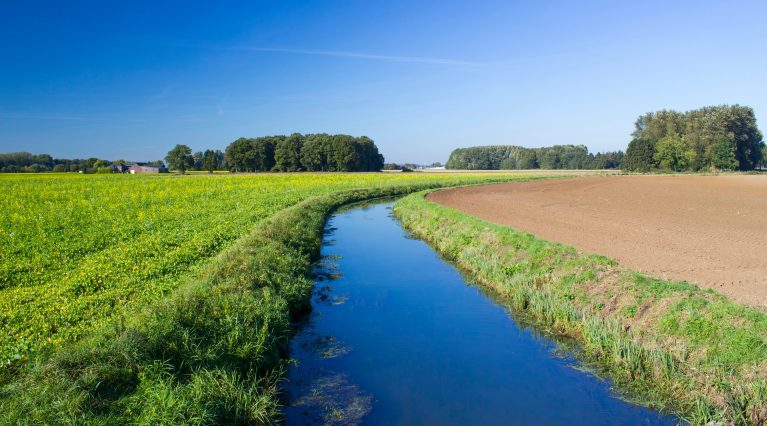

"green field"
[0,172,536,423]
[0,172,533,364]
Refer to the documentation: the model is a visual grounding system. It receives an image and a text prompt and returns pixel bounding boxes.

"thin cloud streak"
[231,47,485,67]
[0,114,87,120]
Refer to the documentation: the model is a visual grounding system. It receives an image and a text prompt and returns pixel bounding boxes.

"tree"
[31,154,54,168]
[653,135,695,172]
[629,105,764,171]
[222,133,385,173]
[213,150,226,170]
[252,137,277,171]
[516,149,538,169]
[202,149,218,173]
[446,145,606,170]
[92,159,110,170]
[711,136,738,171]
[301,134,330,171]
[623,138,656,172]
[52,164,66,172]
[538,149,560,169]
[354,136,384,171]
[331,136,359,172]
[273,134,304,171]
[225,138,255,172]
[193,151,204,171]
[165,144,194,174]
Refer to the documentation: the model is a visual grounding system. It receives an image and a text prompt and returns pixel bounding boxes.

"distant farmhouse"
[112,162,168,174]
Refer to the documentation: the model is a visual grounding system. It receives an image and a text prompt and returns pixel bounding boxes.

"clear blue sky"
[1,0,765,164]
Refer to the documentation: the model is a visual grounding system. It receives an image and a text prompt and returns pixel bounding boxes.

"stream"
[283,200,676,425]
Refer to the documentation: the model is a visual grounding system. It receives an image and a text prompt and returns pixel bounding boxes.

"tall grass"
[394,190,767,425]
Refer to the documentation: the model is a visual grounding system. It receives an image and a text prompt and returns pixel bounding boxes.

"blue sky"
[1,0,765,163]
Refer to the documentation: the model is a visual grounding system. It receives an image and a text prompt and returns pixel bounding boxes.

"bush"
[96,167,114,174]
[52,164,66,173]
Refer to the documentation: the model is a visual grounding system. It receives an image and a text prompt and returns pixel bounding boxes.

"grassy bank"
[0,176,540,424]
[394,191,767,425]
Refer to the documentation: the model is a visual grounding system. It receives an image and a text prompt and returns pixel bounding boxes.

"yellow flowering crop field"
[0,172,521,365]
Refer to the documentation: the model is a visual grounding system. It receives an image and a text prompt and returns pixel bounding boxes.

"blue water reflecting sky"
[284,201,676,425]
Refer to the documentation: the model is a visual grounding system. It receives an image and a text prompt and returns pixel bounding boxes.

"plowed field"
[428,175,767,308]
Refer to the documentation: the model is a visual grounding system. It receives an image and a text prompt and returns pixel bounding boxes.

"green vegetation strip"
[0,176,537,424]
[393,191,767,425]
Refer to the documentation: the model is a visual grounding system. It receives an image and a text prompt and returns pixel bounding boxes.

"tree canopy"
[0,152,118,173]
[225,133,384,172]
[165,144,194,174]
[445,145,623,170]
[623,138,656,172]
[624,105,764,172]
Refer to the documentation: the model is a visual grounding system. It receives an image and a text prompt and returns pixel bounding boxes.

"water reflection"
[283,201,676,425]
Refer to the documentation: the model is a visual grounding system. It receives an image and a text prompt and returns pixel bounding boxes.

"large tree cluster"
[445,145,623,170]
[224,133,385,172]
[623,105,764,172]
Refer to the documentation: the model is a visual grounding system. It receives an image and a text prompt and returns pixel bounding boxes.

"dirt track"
[428,175,767,308]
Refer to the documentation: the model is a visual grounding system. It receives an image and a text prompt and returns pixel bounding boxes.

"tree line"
[0,152,165,173]
[445,145,624,170]
[623,105,764,172]
[223,133,384,173]
[2,133,384,174]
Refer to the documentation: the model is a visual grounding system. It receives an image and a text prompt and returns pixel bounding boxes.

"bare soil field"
[416,169,619,175]
[428,175,767,308]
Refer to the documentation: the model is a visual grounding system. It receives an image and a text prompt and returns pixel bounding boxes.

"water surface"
[284,201,675,425]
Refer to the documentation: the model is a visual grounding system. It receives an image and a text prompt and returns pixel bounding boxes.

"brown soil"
[428,175,767,308]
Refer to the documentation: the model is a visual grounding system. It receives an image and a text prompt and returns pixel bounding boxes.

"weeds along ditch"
[0,174,542,423]
[393,190,767,425]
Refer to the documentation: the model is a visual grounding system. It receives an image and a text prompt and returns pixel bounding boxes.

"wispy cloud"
[0,113,87,120]
[230,47,485,67]
[0,112,210,121]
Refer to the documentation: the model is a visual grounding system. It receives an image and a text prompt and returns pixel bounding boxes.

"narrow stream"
[284,201,676,425]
